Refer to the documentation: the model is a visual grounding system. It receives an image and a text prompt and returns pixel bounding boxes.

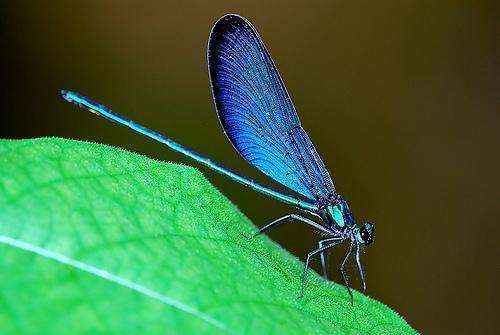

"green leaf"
[0,138,416,334]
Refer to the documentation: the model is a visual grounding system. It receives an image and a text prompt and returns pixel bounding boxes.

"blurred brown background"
[1,1,498,333]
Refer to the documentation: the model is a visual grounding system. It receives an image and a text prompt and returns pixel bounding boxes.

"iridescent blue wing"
[208,14,336,203]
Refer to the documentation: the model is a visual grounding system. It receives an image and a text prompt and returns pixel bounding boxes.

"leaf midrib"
[0,234,227,332]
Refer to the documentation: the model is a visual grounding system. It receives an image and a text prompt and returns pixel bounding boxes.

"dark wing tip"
[208,14,256,102]
[208,13,258,77]
[208,14,254,52]
[213,13,251,29]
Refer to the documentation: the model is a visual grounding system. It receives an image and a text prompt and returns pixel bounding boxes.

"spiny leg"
[355,242,367,292]
[299,238,343,298]
[244,214,331,240]
[340,240,355,304]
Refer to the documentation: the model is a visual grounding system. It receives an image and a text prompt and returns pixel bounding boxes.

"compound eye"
[359,223,374,245]
[360,228,369,242]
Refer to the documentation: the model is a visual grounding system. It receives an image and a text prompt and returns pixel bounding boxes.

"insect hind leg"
[243,214,331,240]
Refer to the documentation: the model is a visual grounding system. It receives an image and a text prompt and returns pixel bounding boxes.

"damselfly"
[62,14,375,300]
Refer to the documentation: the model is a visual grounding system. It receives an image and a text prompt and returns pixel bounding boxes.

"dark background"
[1,1,498,333]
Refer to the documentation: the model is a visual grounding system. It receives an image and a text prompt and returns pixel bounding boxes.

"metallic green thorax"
[325,196,355,229]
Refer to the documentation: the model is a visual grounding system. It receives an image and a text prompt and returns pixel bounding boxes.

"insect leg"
[244,214,331,240]
[319,241,328,279]
[299,238,343,297]
[340,240,355,304]
[318,237,341,279]
[355,242,367,292]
